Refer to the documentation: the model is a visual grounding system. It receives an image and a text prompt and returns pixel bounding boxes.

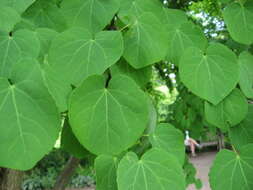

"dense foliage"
[0,0,253,189]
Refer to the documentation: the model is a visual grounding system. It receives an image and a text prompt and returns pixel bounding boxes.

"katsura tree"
[0,0,253,190]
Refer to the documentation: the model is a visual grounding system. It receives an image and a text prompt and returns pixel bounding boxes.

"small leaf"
[117,148,186,190]
[179,43,239,105]
[23,0,67,32]
[205,89,248,130]
[209,144,253,190]
[149,123,185,165]
[0,6,20,32]
[229,104,253,149]
[0,29,40,78]
[223,1,253,45]
[123,13,168,68]
[61,0,119,33]
[61,119,88,159]
[239,51,253,98]
[110,59,152,88]
[0,58,60,170]
[95,155,118,190]
[69,75,149,155]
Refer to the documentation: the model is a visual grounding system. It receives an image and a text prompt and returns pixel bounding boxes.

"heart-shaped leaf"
[149,123,185,165]
[209,144,253,190]
[223,1,253,45]
[117,148,186,190]
[0,29,40,78]
[69,75,149,155]
[61,0,119,33]
[0,58,60,170]
[95,155,118,190]
[239,51,253,98]
[205,89,248,130]
[179,43,239,105]
[229,104,253,149]
[123,13,168,68]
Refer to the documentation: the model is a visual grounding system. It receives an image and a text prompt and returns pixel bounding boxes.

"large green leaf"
[239,51,253,98]
[0,0,36,13]
[0,6,20,32]
[23,0,67,32]
[223,1,253,45]
[179,43,239,105]
[149,123,185,165]
[229,104,253,149]
[166,21,207,65]
[163,8,187,30]
[205,89,248,130]
[69,75,149,155]
[209,144,253,190]
[48,28,123,86]
[61,0,119,33]
[0,29,40,78]
[0,58,60,170]
[117,148,186,190]
[110,59,152,88]
[123,13,168,68]
[61,119,88,159]
[95,155,118,190]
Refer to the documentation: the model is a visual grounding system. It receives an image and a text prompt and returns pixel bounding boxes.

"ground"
[187,151,216,190]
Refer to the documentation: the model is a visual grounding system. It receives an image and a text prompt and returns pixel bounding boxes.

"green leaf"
[229,104,253,149]
[149,123,185,165]
[145,99,157,135]
[0,58,60,170]
[35,28,58,62]
[162,8,188,29]
[110,59,152,88]
[117,148,186,190]
[239,51,253,98]
[209,144,253,190]
[69,75,149,155]
[48,28,123,86]
[0,29,40,78]
[123,13,168,68]
[61,0,119,33]
[0,0,36,13]
[223,1,253,45]
[0,6,20,32]
[166,21,207,65]
[23,0,67,32]
[205,89,248,130]
[179,43,239,105]
[61,119,88,159]
[95,155,118,190]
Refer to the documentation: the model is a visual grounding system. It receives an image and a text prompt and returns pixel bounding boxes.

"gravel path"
[187,151,217,190]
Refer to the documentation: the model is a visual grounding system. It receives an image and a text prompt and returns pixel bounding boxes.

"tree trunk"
[0,168,24,190]
[53,156,80,190]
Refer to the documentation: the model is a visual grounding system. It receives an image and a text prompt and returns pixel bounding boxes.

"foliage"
[0,0,253,190]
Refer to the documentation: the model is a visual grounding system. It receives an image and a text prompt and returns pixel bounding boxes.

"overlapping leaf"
[205,89,248,130]
[0,0,35,13]
[95,155,118,190]
[223,1,253,45]
[0,29,40,78]
[229,104,253,149]
[179,43,239,105]
[123,13,168,68]
[23,0,67,32]
[239,51,253,98]
[0,6,20,32]
[149,123,185,165]
[69,75,149,155]
[61,0,119,33]
[0,58,60,170]
[117,148,186,190]
[209,144,253,190]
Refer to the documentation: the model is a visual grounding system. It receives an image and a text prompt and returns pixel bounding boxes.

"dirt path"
[187,151,216,190]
